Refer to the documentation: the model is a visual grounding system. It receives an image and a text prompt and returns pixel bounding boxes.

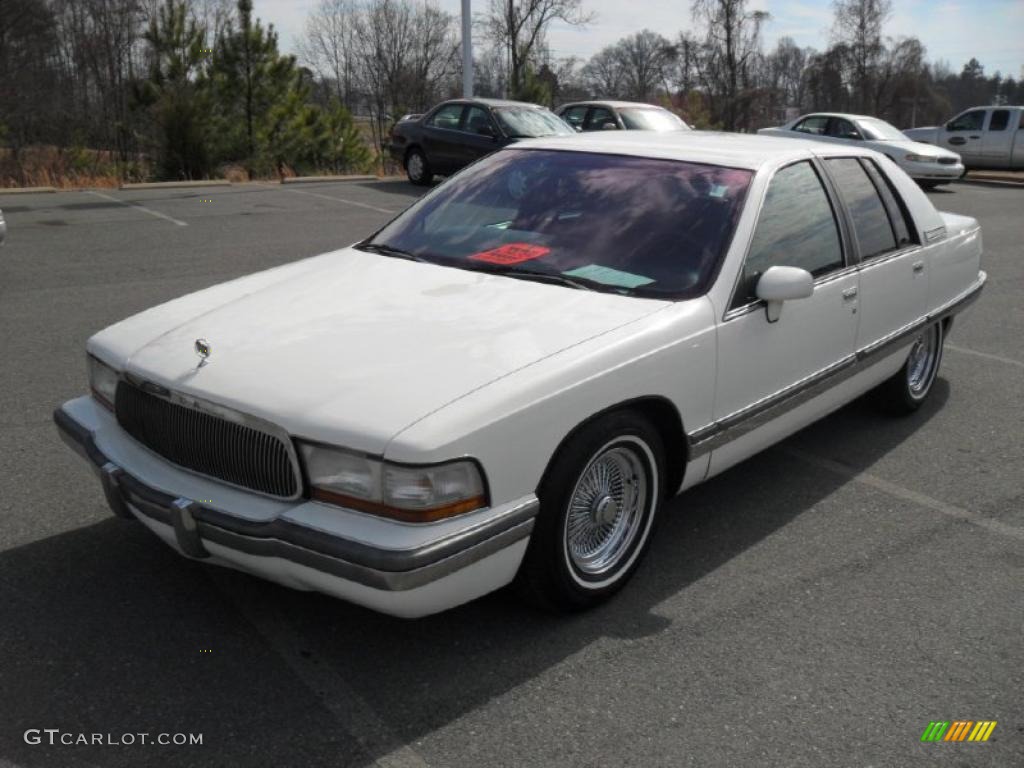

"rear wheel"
[515,411,665,612]
[405,148,432,186]
[872,320,944,414]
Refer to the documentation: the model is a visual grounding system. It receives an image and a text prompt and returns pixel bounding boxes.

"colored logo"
[921,720,997,742]
[194,338,212,366]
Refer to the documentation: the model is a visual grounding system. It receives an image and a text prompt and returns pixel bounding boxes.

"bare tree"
[617,30,673,102]
[582,45,625,98]
[691,0,769,130]
[483,0,592,98]
[831,0,891,112]
[299,0,359,109]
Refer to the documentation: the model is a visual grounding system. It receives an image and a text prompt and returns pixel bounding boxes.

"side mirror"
[755,266,814,323]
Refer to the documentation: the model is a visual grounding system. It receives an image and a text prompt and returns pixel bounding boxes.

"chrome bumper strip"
[53,408,538,591]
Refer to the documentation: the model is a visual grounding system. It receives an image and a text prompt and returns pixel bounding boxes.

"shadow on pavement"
[0,383,949,768]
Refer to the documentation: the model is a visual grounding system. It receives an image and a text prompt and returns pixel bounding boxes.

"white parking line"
[946,343,1024,369]
[784,448,1024,542]
[283,186,398,215]
[87,190,187,227]
[210,573,429,768]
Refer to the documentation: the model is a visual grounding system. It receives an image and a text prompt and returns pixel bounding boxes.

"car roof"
[797,112,884,122]
[517,130,879,170]
[559,100,670,110]
[440,98,545,109]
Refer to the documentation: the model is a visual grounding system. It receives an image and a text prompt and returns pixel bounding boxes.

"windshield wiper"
[459,262,605,292]
[356,242,428,262]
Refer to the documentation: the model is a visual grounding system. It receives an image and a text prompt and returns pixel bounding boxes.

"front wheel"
[515,411,665,612]
[872,320,944,414]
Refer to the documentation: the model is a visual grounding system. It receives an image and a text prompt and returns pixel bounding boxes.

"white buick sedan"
[56,132,985,618]
[759,112,965,188]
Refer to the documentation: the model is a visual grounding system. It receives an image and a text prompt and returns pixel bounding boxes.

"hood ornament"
[194,338,212,367]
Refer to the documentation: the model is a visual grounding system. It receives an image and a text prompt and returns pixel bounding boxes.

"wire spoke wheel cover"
[563,438,653,582]
[407,153,424,181]
[906,323,940,397]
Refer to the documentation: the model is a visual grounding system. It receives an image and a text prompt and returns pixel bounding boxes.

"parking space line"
[210,573,429,768]
[784,448,1024,541]
[946,343,1024,369]
[87,190,187,227]
[282,187,399,215]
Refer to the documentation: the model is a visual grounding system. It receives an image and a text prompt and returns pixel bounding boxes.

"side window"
[733,161,843,307]
[825,158,898,259]
[562,106,588,130]
[989,109,1010,131]
[861,159,917,247]
[463,106,495,136]
[828,118,861,139]
[427,104,464,130]
[586,107,618,131]
[947,110,985,131]
[794,116,829,135]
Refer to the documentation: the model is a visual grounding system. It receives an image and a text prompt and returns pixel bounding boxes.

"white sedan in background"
[759,113,964,188]
[55,133,984,618]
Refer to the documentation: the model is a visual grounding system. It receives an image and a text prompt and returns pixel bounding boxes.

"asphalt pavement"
[0,178,1021,767]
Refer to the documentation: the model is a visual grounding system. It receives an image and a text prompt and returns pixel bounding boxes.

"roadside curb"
[0,186,58,195]
[120,180,232,190]
[963,172,1024,185]
[281,175,378,184]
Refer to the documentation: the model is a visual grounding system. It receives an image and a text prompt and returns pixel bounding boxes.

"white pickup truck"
[904,106,1024,170]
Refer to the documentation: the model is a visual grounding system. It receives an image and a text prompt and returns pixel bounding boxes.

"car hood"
[98,248,669,454]
[872,138,959,159]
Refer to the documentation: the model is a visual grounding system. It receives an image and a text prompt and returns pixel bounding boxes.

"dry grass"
[0,145,150,189]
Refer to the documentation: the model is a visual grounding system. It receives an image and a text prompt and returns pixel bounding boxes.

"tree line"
[1,0,1020,185]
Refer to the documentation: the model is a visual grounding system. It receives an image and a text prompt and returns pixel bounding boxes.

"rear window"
[825,158,897,259]
[365,149,753,298]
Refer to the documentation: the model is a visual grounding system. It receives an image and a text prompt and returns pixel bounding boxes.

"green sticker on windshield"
[564,264,655,288]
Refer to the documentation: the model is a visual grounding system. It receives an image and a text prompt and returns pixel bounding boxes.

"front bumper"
[902,159,964,181]
[54,398,537,618]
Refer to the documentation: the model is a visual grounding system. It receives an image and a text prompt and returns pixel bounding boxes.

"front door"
[711,160,859,474]
[421,104,467,175]
[459,106,501,167]
[941,109,986,164]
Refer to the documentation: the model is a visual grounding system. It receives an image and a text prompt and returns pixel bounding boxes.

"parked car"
[555,101,690,132]
[903,106,1024,170]
[759,112,964,188]
[55,132,985,618]
[387,98,574,185]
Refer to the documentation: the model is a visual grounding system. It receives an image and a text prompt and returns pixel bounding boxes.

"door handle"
[969,135,980,139]
[842,287,858,300]
[948,136,966,145]
[912,261,925,274]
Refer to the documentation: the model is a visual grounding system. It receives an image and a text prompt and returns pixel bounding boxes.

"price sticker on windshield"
[470,243,551,265]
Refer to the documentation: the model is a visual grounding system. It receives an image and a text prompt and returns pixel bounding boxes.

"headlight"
[88,355,120,410]
[904,153,936,163]
[299,442,487,522]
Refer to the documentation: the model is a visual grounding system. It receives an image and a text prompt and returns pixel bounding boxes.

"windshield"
[494,108,574,138]
[856,118,908,141]
[363,149,752,298]
[619,108,688,131]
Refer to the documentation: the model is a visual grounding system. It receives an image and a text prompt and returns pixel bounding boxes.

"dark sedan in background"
[387,98,574,184]
[556,101,690,132]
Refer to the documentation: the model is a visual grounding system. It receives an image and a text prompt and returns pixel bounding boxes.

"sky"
[255,0,1024,79]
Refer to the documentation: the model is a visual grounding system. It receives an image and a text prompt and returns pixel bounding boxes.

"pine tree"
[136,0,210,180]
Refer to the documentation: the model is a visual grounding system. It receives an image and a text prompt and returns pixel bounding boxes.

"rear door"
[823,157,927,355]
[941,109,986,164]
[981,109,1014,167]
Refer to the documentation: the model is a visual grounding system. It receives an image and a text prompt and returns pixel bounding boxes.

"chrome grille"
[937,157,957,165]
[115,381,300,498]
